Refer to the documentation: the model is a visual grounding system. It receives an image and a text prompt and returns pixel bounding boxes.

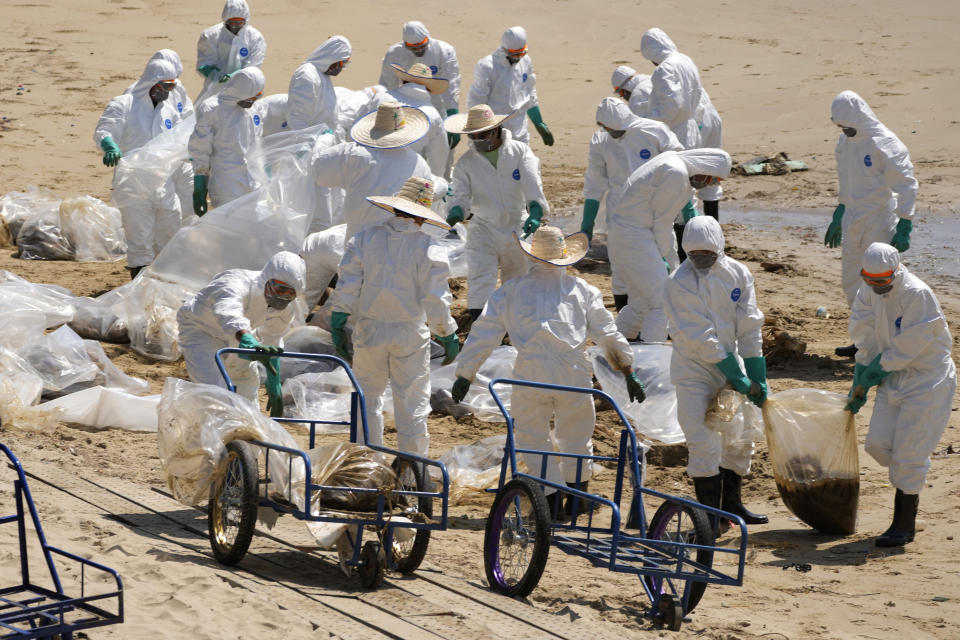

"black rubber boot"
[703,200,719,220]
[613,294,629,312]
[674,223,687,262]
[564,482,596,518]
[694,474,723,533]
[547,491,567,523]
[835,344,858,358]
[719,468,768,525]
[876,489,918,547]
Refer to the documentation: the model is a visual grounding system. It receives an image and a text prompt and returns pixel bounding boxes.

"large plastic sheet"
[0,270,76,331]
[589,343,685,444]
[430,346,518,422]
[36,387,160,432]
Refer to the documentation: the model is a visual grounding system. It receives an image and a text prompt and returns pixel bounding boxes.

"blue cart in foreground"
[0,442,124,638]
[482,379,748,631]
[211,349,450,588]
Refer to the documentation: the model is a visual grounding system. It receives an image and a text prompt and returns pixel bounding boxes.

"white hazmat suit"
[332,217,458,456]
[850,243,955,494]
[195,0,266,104]
[610,65,652,117]
[377,83,449,176]
[299,224,346,308]
[664,217,765,477]
[177,251,306,399]
[639,28,703,150]
[467,27,539,144]
[832,91,917,306]
[188,67,265,208]
[95,59,185,269]
[378,22,461,116]
[695,90,724,205]
[253,93,289,137]
[610,149,731,341]
[286,36,352,134]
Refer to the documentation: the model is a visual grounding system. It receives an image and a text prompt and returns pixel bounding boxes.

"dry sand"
[1,1,959,638]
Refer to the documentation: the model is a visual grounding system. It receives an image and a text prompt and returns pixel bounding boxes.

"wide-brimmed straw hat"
[390,62,449,94]
[366,176,450,230]
[516,226,589,266]
[350,101,429,148]
[444,103,514,135]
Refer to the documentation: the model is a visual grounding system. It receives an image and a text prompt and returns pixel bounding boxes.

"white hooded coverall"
[299,224,346,307]
[286,36,352,135]
[664,217,765,477]
[695,90,723,203]
[850,243,955,494]
[332,217,458,456]
[95,59,185,268]
[253,93,289,137]
[177,251,306,399]
[455,261,634,488]
[832,91,917,307]
[447,130,548,309]
[610,149,731,341]
[188,67,265,208]
[467,27,539,144]
[195,0,266,104]
[378,22,461,116]
[639,28,703,150]
[379,83,450,177]
[611,65,653,117]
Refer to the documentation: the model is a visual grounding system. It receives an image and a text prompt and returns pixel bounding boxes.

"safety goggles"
[265,279,297,301]
[225,18,246,27]
[404,37,429,54]
[156,80,177,91]
[468,128,497,141]
[860,269,895,288]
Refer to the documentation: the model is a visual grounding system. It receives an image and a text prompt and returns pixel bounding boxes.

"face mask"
[264,279,296,309]
[688,253,717,272]
[237,98,255,109]
[870,283,893,295]
[225,20,245,35]
[841,126,857,137]
[470,128,501,153]
[149,84,171,104]
[265,294,293,310]
[608,129,626,139]
[325,61,345,76]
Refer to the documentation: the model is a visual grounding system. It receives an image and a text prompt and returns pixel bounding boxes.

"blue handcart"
[482,379,748,631]
[0,442,124,638]
[211,349,450,588]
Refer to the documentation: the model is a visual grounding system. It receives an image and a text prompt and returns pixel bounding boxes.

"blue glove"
[624,372,646,404]
[100,136,122,167]
[451,376,471,403]
[581,199,600,242]
[437,333,460,365]
[265,361,283,417]
[522,201,543,237]
[861,353,892,389]
[681,200,699,223]
[197,64,221,78]
[446,205,465,227]
[824,204,844,248]
[743,356,768,407]
[527,106,554,146]
[715,353,753,396]
[446,108,461,148]
[890,218,912,252]
[193,174,209,216]
[330,311,352,362]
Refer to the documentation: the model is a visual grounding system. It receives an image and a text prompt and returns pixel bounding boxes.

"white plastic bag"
[36,387,159,431]
[58,196,126,262]
[0,270,76,330]
[17,326,100,395]
[282,370,354,429]
[429,434,510,504]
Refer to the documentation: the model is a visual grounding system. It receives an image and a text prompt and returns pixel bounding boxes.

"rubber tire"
[359,540,385,589]
[389,458,432,574]
[644,499,714,615]
[658,593,683,631]
[208,440,259,565]
[484,477,551,598]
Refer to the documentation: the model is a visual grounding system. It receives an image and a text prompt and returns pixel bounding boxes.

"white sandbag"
[36,387,159,431]
[0,185,61,239]
[58,196,126,262]
[0,270,76,330]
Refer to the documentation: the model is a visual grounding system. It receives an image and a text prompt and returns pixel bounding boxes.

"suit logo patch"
[239,47,249,57]
[253,114,261,126]
[731,287,741,302]
[639,149,651,159]
[164,118,172,129]
[512,168,521,180]
[864,154,872,167]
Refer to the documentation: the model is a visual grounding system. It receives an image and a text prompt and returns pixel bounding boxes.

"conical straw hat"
[350,100,429,148]
[516,225,589,266]
[366,176,450,230]
[444,103,514,135]
[390,62,449,94]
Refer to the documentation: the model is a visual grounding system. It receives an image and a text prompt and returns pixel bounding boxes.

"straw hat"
[366,176,450,230]
[390,62,449,94]
[350,101,429,148]
[444,103,514,135]
[516,226,589,266]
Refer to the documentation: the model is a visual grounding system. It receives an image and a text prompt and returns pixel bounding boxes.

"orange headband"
[405,37,429,47]
[506,45,528,54]
[861,268,894,278]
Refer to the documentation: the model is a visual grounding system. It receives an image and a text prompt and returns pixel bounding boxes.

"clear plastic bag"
[17,326,101,395]
[762,389,859,534]
[307,442,396,512]
[124,274,191,361]
[58,196,126,262]
[69,290,130,344]
[36,387,159,432]
[704,387,764,446]
[429,434,509,504]
[0,185,61,239]
[0,270,76,330]
[279,325,339,380]
[429,346,517,422]
[282,370,354,429]
[16,208,74,260]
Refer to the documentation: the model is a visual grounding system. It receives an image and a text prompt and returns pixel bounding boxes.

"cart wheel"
[359,540,386,588]
[208,440,259,565]
[658,593,683,631]
[484,477,551,598]
[644,499,714,615]
[389,458,432,574]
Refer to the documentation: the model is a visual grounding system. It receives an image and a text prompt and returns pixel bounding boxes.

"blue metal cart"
[482,379,749,631]
[211,349,450,588]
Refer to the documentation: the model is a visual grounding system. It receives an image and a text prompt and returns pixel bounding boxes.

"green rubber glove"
[743,356,768,407]
[824,204,844,248]
[219,70,236,84]
[681,200,699,223]
[100,136,122,167]
[197,64,221,78]
[662,256,671,275]
[193,174,209,216]
[437,333,460,365]
[522,201,543,237]
[861,353,892,389]
[237,332,283,363]
[527,106,554,146]
[715,352,753,396]
[624,372,646,404]
[265,360,284,417]
[330,311,353,362]
[237,332,262,350]
[890,218,912,252]
[846,380,868,414]
[852,362,867,390]
[446,108,461,148]
[451,376,471,403]
[446,205,465,227]
[581,199,600,242]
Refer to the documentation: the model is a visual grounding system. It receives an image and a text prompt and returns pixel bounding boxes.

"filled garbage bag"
[69,290,130,344]
[704,386,764,446]
[18,326,101,395]
[762,389,859,535]
[58,196,126,262]
[0,270,76,331]
[16,208,74,260]
[307,442,396,512]
[282,370,354,428]
[0,185,61,239]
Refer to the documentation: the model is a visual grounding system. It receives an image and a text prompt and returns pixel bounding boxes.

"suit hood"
[641,28,677,65]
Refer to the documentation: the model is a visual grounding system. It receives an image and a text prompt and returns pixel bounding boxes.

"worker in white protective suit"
[695,90,723,220]
[467,26,553,147]
[664,216,769,526]
[444,104,549,320]
[610,148,731,343]
[252,93,289,137]
[610,65,652,117]
[329,177,460,456]
[379,63,452,176]
[94,58,185,278]
[299,224,346,310]
[286,36,352,134]
[844,243,955,547]
[452,226,646,519]
[176,251,306,417]
[311,101,446,240]
[581,97,683,312]
[195,0,266,104]
[639,28,703,150]
[189,67,265,215]
[825,91,918,358]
